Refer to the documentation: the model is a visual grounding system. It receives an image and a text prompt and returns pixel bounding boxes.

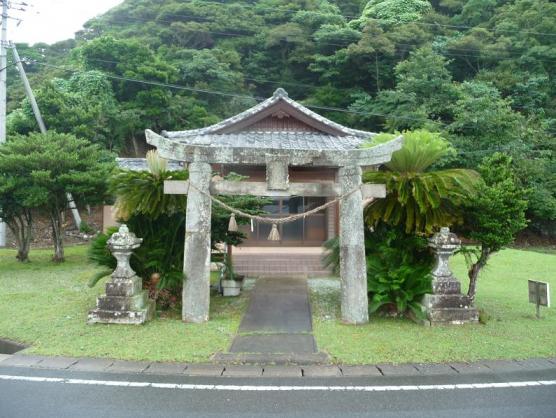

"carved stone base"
[88,274,155,325]
[421,293,478,326]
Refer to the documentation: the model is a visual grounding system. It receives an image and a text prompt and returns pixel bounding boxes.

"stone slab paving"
[0,355,44,368]
[0,354,12,363]
[212,352,330,365]
[143,362,187,375]
[182,365,224,377]
[32,356,78,370]
[222,365,263,377]
[229,334,316,354]
[413,363,458,375]
[1,354,555,378]
[68,358,114,372]
[340,365,383,377]
[105,360,150,374]
[377,364,420,376]
[238,278,313,334]
[480,359,527,372]
[449,362,493,374]
[263,366,303,377]
[302,365,342,377]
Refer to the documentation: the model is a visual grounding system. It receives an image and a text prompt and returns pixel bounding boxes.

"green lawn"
[311,248,556,364]
[1,245,555,365]
[0,245,247,362]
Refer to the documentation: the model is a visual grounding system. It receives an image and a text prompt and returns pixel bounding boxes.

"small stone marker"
[528,280,550,319]
[88,224,155,325]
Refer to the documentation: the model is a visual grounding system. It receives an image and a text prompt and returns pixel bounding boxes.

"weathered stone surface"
[449,362,492,374]
[0,355,44,368]
[33,356,78,370]
[263,366,303,377]
[480,360,525,372]
[144,362,188,375]
[377,364,420,376]
[339,365,382,377]
[0,354,11,363]
[515,359,556,370]
[302,365,342,377]
[105,360,150,373]
[339,165,368,324]
[182,364,224,376]
[182,162,212,323]
[413,363,458,375]
[88,225,154,325]
[222,365,263,377]
[421,228,478,326]
[69,358,114,372]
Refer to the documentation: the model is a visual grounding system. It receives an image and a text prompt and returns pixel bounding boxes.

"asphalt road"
[0,367,555,418]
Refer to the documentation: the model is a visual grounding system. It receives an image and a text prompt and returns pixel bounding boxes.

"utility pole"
[0,0,8,247]
[11,44,82,228]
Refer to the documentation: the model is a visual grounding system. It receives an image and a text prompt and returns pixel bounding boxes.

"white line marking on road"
[0,374,555,392]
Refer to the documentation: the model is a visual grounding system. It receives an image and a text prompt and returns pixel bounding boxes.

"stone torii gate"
[145,88,402,325]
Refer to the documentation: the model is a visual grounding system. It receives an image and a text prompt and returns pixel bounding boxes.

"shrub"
[366,224,433,317]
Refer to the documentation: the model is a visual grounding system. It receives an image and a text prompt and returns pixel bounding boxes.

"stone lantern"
[421,227,478,326]
[88,225,155,325]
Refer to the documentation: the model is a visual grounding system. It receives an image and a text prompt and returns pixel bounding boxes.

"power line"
[28,59,556,131]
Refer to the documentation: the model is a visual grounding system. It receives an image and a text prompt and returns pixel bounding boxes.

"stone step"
[427,307,479,325]
[88,301,155,325]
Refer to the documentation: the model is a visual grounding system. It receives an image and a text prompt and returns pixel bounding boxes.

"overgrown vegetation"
[6,0,555,238]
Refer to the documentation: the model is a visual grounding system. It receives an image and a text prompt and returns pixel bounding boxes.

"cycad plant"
[363,130,479,234]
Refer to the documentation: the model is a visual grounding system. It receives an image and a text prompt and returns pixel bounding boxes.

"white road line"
[0,374,555,392]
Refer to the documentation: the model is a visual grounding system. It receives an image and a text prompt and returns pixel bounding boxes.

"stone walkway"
[214,277,329,364]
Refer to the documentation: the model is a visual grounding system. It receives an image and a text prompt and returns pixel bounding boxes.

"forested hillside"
[5,0,556,235]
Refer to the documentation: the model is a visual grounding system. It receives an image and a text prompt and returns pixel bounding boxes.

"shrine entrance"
[146,88,402,325]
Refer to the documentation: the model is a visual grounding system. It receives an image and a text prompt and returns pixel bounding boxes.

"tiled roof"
[116,158,185,171]
[170,131,366,151]
[160,88,375,151]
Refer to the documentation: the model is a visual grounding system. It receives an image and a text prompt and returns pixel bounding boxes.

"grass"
[0,245,248,362]
[311,248,556,364]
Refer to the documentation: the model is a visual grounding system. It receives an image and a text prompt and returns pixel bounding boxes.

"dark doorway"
[241,196,327,246]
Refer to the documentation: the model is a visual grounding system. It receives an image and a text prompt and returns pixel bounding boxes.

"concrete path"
[222,277,322,362]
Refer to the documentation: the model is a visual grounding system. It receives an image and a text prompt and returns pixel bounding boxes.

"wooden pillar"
[182,161,212,323]
[338,165,369,324]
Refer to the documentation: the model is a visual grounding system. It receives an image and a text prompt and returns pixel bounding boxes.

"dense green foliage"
[461,153,529,301]
[6,0,555,236]
[365,224,433,317]
[363,130,479,234]
[0,132,114,262]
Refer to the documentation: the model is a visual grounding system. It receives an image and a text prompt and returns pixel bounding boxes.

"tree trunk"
[6,210,33,262]
[50,210,65,263]
[467,247,491,303]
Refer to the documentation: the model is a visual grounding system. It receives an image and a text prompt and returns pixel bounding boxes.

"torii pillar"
[339,165,368,324]
[182,161,212,323]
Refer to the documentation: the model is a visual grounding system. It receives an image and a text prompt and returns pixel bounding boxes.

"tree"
[448,81,524,167]
[461,153,528,302]
[0,175,33,262]
[1,132,114,262]
[363,130,479,234]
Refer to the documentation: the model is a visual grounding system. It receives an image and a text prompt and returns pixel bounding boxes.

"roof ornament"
[273,88,289,98]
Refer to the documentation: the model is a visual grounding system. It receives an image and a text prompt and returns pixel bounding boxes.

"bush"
[322,224,433,317]
[366,224,433,317]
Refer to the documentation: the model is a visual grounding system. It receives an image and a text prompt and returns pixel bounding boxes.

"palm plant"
[362,130,479,234]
